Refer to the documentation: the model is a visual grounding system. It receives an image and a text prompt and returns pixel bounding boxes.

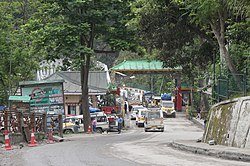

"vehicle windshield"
[64,118,78,123]
[162,102,174,108]
[141,111,147,116]
[148,112,161,119]
[133,106,144,111]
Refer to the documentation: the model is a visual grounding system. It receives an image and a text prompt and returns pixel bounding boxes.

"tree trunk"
[81,54,91,132]
[79,8,95,132]
[210,14,241,90]
[200,92,209,112]
[80,34,91,133]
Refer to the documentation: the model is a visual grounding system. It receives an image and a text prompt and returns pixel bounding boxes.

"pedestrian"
[129,104,132,112]
[117,115,123,134]
[196,108,201,119]
[204,119,207,129]
[92,117,97,133]
[111,107,116,114]
[124,102,128,114]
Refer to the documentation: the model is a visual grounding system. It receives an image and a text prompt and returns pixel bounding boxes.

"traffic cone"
[88,125,92,134]
[47,130,54,144]
[28,128,38,147]
[3,130,13,150]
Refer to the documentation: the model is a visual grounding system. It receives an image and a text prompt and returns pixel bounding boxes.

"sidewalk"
[169,117,250,163]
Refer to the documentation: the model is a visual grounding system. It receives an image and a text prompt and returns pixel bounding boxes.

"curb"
[190,118,204,129]
[169,142,250,162]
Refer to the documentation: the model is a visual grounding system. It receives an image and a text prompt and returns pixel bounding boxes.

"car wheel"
[163,112,167,118]
[96,128,103,134]
[172,112,176,118]
[64,129,73,134]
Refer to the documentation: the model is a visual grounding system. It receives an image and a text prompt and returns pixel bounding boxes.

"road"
[3,112,250,166]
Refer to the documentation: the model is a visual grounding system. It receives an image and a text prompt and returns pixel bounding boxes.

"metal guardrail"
[0,110,62,137]
[213,73,249,103]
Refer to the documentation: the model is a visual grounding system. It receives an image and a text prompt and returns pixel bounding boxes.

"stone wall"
[203,96,250,148]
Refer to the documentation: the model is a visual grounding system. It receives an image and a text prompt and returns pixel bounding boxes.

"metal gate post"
[58,114,63,138]
[4,110,8,131]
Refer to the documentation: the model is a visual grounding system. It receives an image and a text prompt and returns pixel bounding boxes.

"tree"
[130,0,215,78]
[0,1,39,105]
[182,0,250,86]
[129,0,250,111]
[25,0,135,132]
[131,0,250,98]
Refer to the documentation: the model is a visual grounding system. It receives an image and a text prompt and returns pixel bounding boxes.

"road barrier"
[0,110,63,144]
[28,128,38,147]
[88,125,92,134]
[3,130,13,150]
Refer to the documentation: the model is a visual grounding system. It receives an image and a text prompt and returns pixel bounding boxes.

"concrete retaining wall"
[203,96,250,148]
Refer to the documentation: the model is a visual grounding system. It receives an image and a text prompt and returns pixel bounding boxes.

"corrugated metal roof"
[111,60,182,72]
[45,71,109,95]
[19,80,64,86]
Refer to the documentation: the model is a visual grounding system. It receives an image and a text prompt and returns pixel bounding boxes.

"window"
[148,112,161,119]
[68,105,76,115]
[97,116,107,122]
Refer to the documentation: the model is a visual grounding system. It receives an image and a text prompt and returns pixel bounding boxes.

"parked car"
[63,116,83,134]
[144,110,164,132]
[136,108,149,127]
[107,114,118,131]
[130,110,138,120]
[89,112,109,133]
[63,112,109,134]
[130,105,145,120]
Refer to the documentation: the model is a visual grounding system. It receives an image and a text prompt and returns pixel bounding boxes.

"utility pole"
[7,37,12,109]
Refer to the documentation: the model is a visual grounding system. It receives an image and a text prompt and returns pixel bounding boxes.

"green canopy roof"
[111,60,182,73]
[9,96,31,102]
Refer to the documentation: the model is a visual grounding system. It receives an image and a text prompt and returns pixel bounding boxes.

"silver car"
[144,110,164,132]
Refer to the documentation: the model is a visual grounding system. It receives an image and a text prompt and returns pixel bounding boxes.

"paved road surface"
[1,112,250,166]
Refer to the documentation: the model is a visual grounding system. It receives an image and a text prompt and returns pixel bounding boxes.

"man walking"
[124,102,128,114]
[117,115,123,134]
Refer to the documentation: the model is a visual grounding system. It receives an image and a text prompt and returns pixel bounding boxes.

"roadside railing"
[0,110,62,137]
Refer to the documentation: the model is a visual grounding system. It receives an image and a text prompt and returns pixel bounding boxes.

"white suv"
[131,105,144,120]
[136,108,149,127]
[144,110,164,132]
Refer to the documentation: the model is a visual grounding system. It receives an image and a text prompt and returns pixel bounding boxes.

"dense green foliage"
[0,0,249,110]
[129,0,249,86]
[22,0,137,131]
[0,1,39,104]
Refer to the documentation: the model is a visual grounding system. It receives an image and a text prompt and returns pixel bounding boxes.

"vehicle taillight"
[108,118,114,122]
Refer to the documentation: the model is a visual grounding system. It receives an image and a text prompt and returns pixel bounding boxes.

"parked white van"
[63,112,109,134]
[90,112,109,133]
[63,116,83,134]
